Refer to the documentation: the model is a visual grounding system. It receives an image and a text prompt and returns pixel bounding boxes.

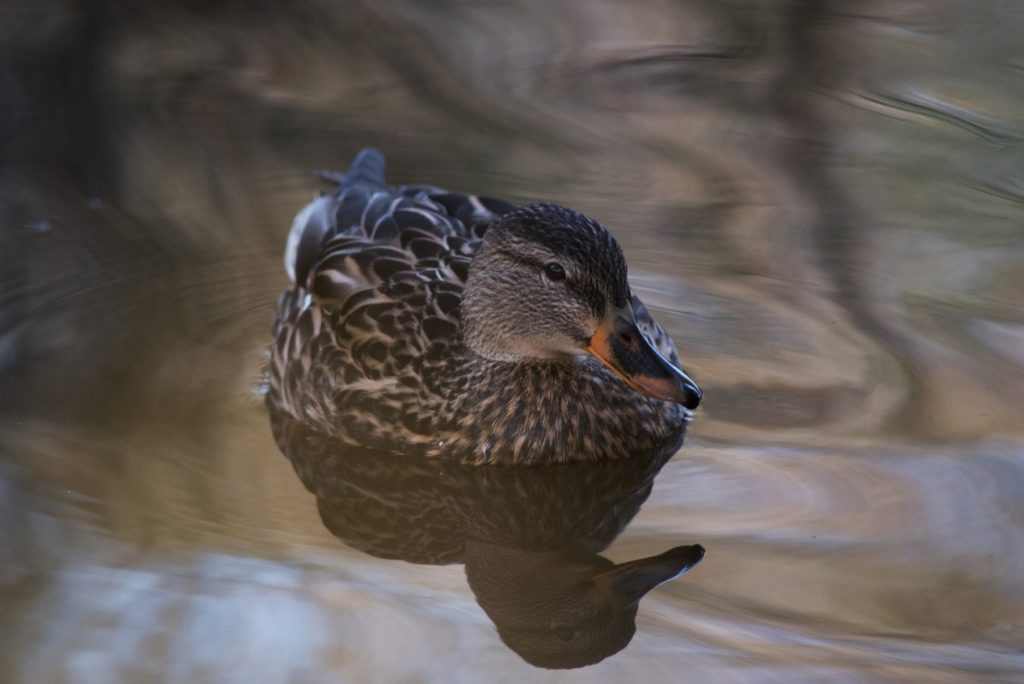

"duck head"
[462,203,701,409]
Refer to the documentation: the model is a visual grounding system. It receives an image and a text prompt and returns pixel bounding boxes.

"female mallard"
[268,149,701,465]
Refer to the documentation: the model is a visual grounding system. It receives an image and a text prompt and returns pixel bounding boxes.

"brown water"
[2,1,1023,681]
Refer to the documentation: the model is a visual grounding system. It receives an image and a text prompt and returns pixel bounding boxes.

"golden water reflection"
[1,0,1023,682]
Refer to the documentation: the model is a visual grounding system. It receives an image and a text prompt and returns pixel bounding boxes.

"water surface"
[2,1,1023,681]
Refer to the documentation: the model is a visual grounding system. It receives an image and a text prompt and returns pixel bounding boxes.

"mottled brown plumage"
[267,149,700,464]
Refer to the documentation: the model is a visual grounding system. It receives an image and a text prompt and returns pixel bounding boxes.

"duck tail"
[287,149,388,284]
[344,147,387,188]
[319,147,387,190]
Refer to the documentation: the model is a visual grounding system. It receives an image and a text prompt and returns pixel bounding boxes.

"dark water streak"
[771,0,929,436]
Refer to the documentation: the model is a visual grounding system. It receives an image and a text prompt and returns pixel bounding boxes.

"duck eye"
[543,262,567,282]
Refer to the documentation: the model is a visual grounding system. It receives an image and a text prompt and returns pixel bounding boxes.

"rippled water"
[2,1,1023,681]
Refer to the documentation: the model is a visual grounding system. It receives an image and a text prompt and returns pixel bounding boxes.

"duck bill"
[591,545,705,608]
[585,308,702,409]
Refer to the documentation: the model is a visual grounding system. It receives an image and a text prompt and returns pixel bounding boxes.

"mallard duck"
[269,404,705,669]
[268,148,701,465]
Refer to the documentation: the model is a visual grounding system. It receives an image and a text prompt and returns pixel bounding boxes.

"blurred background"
[1,0,1023,681]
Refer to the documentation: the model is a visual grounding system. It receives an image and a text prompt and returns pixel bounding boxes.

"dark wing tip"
[315,148,388,190]
[343,148,387,189]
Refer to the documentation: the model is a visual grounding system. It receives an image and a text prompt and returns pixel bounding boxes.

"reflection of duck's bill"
[590,544,705,608]
[585,307,702,410]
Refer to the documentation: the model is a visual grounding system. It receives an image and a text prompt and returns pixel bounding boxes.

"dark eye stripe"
[500,251,607,313]
[566,279,604,316]
[544,262,566,281]
[498,250,569,279]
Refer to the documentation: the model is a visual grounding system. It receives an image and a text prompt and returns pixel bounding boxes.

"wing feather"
[270,160,511,446]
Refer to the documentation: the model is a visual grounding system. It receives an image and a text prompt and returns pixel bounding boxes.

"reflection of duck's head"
[465,541,704,669]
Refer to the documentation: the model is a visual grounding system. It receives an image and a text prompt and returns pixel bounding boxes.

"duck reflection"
[269,406,704,669]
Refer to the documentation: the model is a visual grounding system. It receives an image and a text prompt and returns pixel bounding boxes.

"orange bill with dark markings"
[585,310,702,409]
